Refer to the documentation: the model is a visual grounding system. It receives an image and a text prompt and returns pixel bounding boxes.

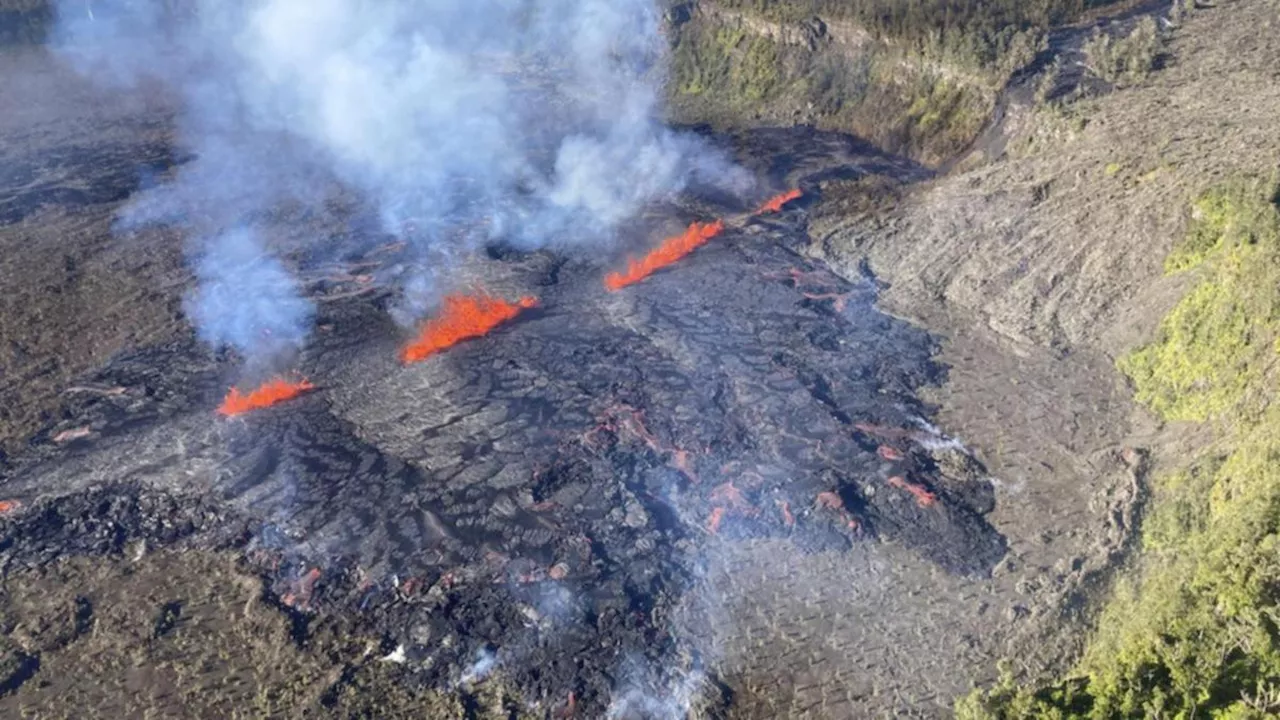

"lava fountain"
[401,291,539,364]
[604,219,725,291]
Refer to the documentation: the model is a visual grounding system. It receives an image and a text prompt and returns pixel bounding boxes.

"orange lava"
[555,691,577,720]
[802,292,848,312]
[671,450,699,483]
[815,491,844,511]
[877,445,904,461]
[281,568,322,609]
[218,377,315,416]
[401,292,538,363]
[709,481,752,513]
[0,500,20,515]
[776,499,795,526]
[888,476,937,507]
[815,491,861,531]
[604,220,725,291]
[589,404,699,482]
[53,427,92,443]
[755,188,802,215]
[706,506,726,534]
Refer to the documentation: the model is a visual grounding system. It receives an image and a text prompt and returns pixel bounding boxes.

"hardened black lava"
[0,130,1003,717]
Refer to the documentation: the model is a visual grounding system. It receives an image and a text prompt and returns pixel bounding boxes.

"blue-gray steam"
[184,229,314,358]
[51,0,753,358]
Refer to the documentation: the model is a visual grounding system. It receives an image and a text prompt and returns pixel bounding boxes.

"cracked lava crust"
[0,165,1005,717]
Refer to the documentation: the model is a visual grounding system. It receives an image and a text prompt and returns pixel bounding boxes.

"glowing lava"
[401,291,538,363]
[604,219,725,291]
[218,377,315,416]
[877,445,904,461]
[755,188,802,215]
[888,476,937,507]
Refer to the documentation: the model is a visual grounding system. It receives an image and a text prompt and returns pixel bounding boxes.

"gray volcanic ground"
[0,119,1006,716]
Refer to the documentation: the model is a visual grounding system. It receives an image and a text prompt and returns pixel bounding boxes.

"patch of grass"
[672,22,781,103]
[962,417,1280,719]
[667,0,1139,164]
[960,179,1280,719]
[1035,59,1063,106]
[1118,180,1280,423]
[733,34,781,101]
[1165,182,1280,274]
[1083,17,1165,87]
[900,72,992,155]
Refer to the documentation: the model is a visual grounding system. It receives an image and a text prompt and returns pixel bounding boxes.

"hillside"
[665,0,1135,165]
[807,0,1280,715]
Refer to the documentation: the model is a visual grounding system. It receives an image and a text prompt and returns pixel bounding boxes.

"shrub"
[1083,17,1164,87]
[1035,59,1063,105]
[1119,179,1280,422]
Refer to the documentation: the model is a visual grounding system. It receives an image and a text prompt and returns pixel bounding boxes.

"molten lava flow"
[709,481,752,513]
[706,506,726,534]
[604,219,725,291]
[281,567,322,609]
[815,491,861,530]
[218,377,315,416]
[671,450,699,483]
[401,292,538,364]
[755,188,802,215]
[587,404,700,482]
[0,499,20,515]
[888,476,937,508]
[802,292,848,312]
[815,491,844,511]
[776,499,795,527]
[53,427,92,443]
[877,445,904,461]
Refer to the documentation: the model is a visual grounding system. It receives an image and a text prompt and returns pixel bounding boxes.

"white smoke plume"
[607,654,713,720]
[52,0,752,360]
[184,228,314,360]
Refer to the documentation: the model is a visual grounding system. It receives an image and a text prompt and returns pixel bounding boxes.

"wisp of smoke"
[52,0,753,362]
[458,647,498,687]
[184,229,314,358]
[607,653,711,720]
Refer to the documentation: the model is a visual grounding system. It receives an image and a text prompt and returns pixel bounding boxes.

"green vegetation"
[1036,58,1063,105]
[1083,18,1165,87]
[669,16,998,163]
[676,25,783,101]
[707,0,1118,74]
[666,0,1142,163]
[1119,179,1280,422]
[961,180,1280,719]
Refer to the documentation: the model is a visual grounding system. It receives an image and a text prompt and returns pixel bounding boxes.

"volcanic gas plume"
[50,0,753,374]
[756,189,803,215]
[401,292,539,364]
[217,377,315,416]
[604,220,725,291]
